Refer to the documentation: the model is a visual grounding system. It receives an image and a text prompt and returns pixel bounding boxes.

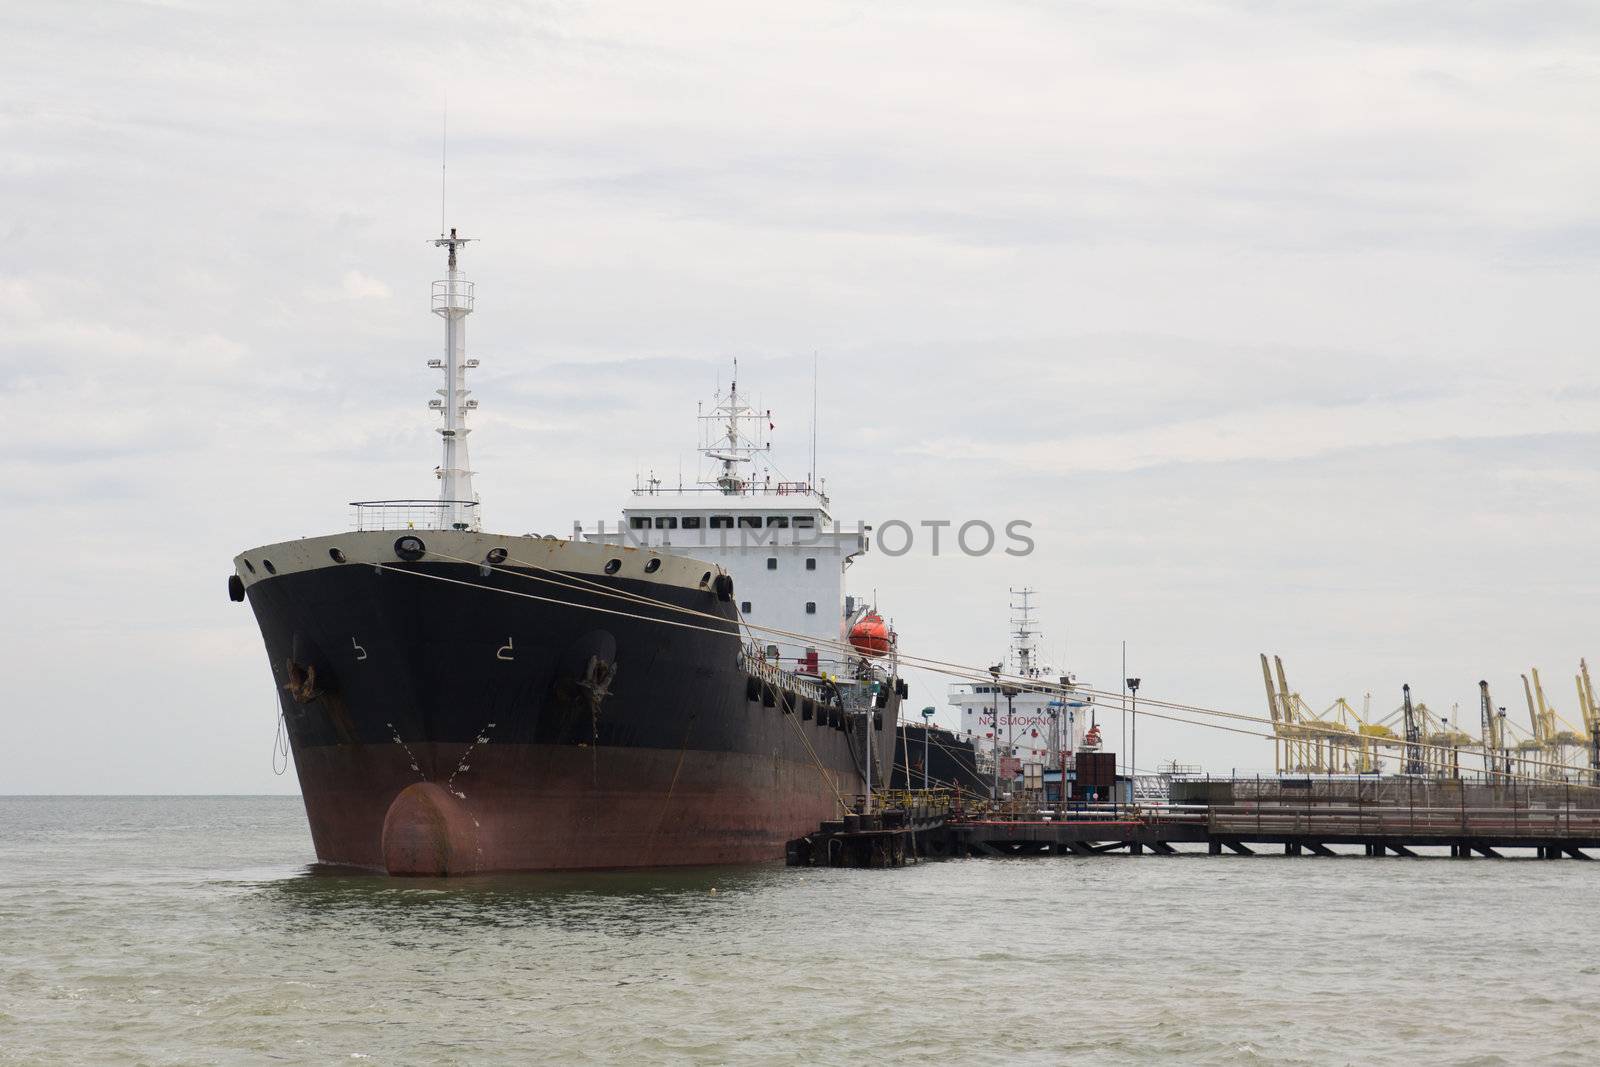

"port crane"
[1418,701,1471,778]
[1258,655,1362,773]
[1520,667,1589,775]
[1259,654,1600,782]
[1578,659,1599,781]
[1401,684,1424,775]
[1479,680,1509,780]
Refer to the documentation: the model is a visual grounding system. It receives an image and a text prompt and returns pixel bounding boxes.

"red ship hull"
[295,741,848,873]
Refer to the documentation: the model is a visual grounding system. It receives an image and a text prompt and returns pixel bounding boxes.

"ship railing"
[739,646,831,705]
[431,278,475,312]
[629,485,824,496]
[350,499,481,532]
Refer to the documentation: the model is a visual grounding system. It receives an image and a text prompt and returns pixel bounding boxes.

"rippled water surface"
[2,796,1596,1064]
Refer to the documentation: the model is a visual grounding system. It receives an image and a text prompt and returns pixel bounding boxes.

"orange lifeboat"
[848,611,893,658]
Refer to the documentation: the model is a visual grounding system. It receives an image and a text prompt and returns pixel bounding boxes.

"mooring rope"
[353,554,1600,789]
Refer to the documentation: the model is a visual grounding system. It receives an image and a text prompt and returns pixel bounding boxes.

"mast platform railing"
[431,278,475,312]
[350,499,480,532]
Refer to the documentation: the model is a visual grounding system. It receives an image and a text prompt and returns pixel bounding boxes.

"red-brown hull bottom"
[294,742,848,874]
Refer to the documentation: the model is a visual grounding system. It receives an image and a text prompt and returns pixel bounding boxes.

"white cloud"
[339,270,391,301]
[907,386,1600,474]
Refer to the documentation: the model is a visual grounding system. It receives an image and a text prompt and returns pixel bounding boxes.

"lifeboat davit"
[848,611,893,658]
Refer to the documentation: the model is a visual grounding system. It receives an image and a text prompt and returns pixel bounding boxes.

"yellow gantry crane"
[1522,667,1590,777]
[1259,654,1363,773]
[1511,673,1554,778]
[1259,655,1600,781]
[1579,659,1600,780]
[1418,702,1473,778]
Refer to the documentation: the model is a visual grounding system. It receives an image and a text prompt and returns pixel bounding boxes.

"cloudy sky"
[5,1,1598,792]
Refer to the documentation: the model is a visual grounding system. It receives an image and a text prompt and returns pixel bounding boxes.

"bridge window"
[653,516,677,529]
[629,516,651,530]
[737,515,761,529]
[681,516,703,529]
[793,515,815,528]
[766,515,789,527]
[710,515,734,529]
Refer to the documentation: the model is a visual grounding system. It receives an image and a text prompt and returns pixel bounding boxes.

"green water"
[0,796,1594,1064]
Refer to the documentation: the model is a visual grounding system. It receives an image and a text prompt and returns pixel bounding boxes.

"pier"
[785,778,1600,866]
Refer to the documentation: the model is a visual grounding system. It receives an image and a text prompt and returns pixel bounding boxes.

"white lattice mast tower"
[430,227,479,530]
[1009,587,1041,679]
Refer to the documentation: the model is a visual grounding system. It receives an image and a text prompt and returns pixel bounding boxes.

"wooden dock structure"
[786,780,1600,867]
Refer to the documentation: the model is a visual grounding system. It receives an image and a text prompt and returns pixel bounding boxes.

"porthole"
[243,559,256,574]
[485,547,508,565]
[740,600,752,613]
[394,536,426,562]
[328,548,347,563]
[644,558,661,574]
[261,559,277,575]
[604,558,622,575]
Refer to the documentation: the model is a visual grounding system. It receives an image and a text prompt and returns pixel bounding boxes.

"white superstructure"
[949,589,1094,767]
[586,362,871,674]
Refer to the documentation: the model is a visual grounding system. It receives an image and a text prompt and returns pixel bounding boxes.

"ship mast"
[1009,587,1040,679]
[430,227,479,530]
[699,357,771,495]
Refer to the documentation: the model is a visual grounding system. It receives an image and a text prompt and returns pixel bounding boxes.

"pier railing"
[793,789,1600,867]
[941,798,1600,841]
[1199,803,1600,840]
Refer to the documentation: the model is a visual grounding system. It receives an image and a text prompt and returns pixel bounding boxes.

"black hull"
[890,724,984,798]
[237,532,897,872]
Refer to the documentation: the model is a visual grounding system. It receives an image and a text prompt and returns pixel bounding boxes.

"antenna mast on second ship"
[1009,587,1040,679]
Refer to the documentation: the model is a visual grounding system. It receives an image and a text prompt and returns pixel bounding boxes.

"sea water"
[1,796,1594,1064]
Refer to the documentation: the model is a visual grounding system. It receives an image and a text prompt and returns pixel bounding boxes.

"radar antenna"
[698,357,772,495]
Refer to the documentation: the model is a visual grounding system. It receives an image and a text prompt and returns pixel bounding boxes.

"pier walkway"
[786,786,1600,866]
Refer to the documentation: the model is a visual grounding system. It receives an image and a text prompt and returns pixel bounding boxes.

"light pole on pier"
[1001,683,1020,801]
[1126,676,1142,802]
[989,664,1002,802]
[921,706,935,792]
